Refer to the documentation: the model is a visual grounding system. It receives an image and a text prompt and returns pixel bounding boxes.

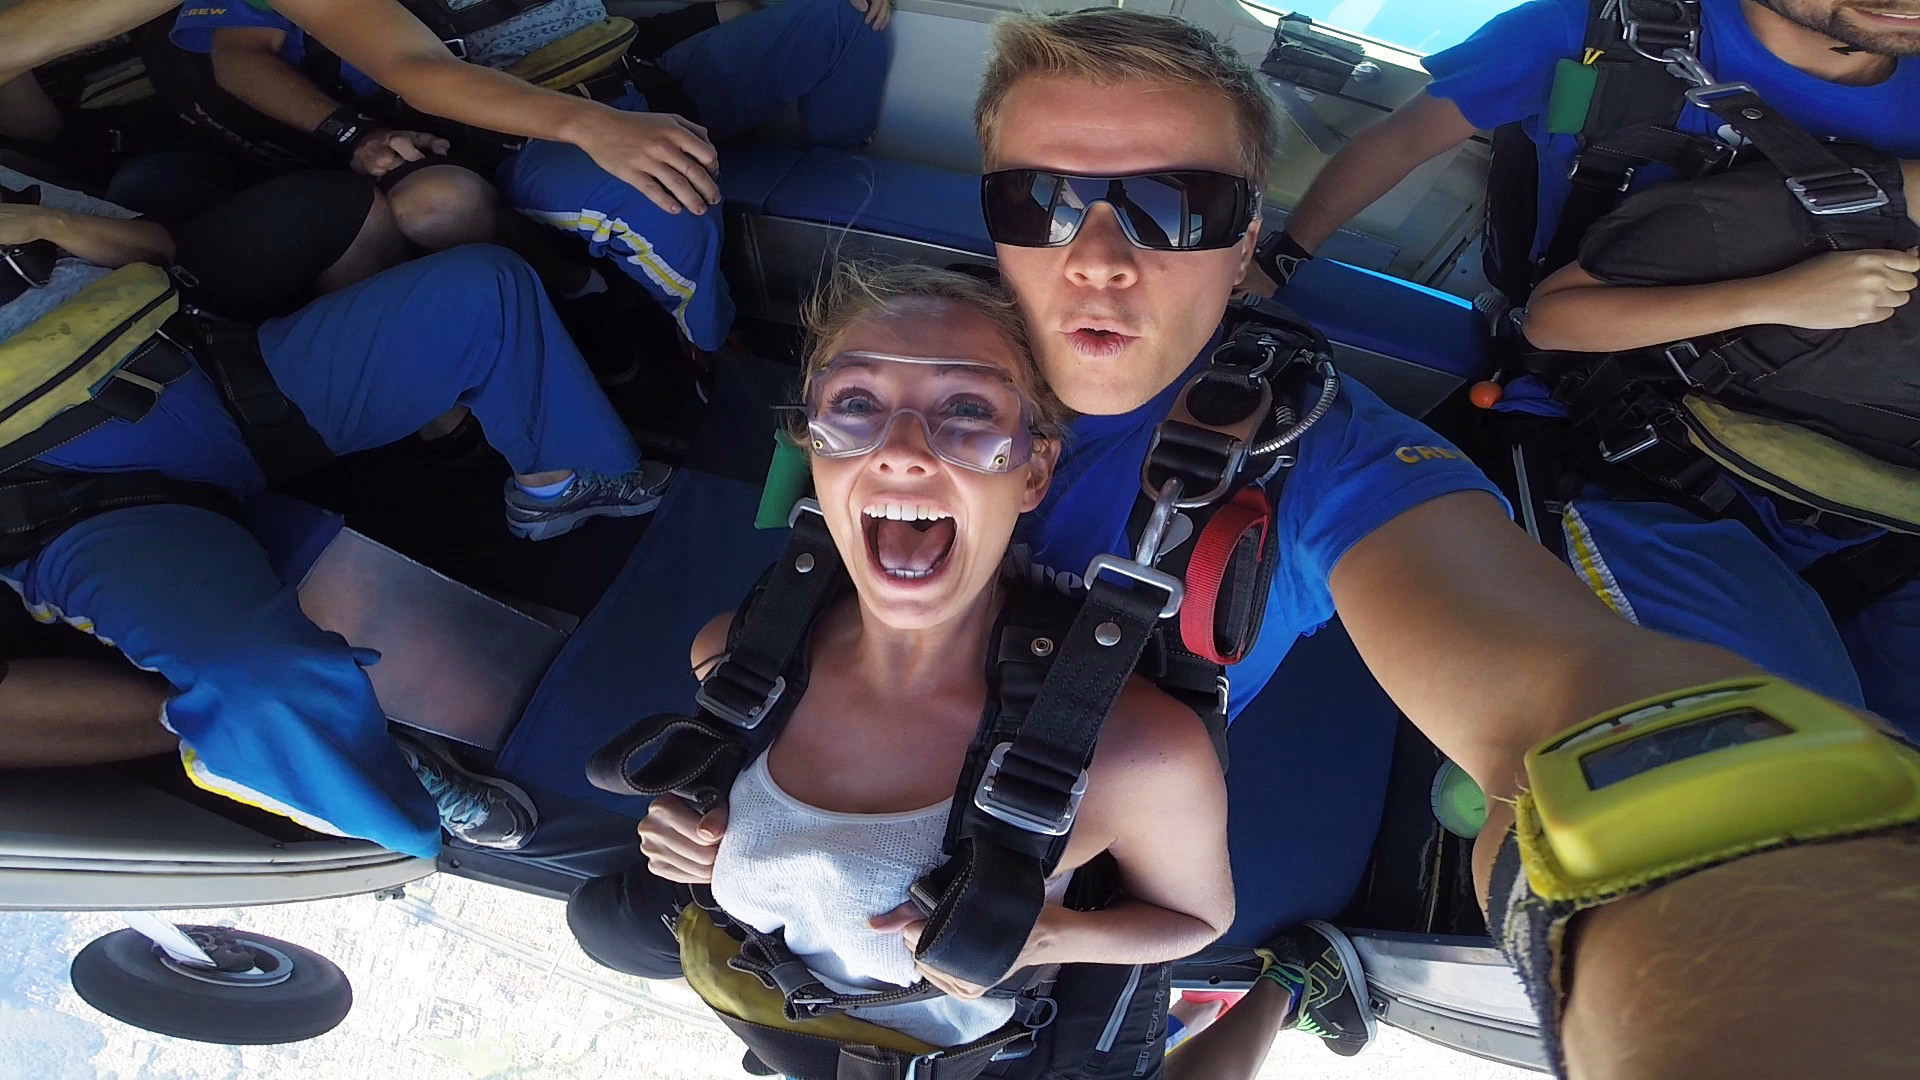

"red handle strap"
[1179,487,1271,665]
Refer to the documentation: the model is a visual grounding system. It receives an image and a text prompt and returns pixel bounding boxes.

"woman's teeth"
[862,503,953,522]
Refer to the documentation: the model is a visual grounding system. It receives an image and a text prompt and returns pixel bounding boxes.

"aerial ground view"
[3,876,1533,1080]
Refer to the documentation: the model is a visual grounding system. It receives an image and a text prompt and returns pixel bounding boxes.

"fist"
[637,794,729,884]
[1763,248,1920,330]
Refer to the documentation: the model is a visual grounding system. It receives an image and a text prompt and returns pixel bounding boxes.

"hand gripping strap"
[911,837,1050,988]
[1179,486,1274,665]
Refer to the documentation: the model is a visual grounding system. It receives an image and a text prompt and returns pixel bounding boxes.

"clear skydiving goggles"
[981,168,1260,252]
[798,351,1040,474]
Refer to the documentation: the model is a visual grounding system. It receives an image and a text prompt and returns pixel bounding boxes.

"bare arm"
[0,203,173,265]
[209,26,337,133]
[0,72,62,141]
[1282,92,1480,255]
[0,0,176,85]
[1524,250,1920,352]
[1326,492,1757,902]
[1561,833,1919,1080]
[273,0,720,213]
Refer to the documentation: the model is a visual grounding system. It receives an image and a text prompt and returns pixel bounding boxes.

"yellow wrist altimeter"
[1488,677,1920,1077]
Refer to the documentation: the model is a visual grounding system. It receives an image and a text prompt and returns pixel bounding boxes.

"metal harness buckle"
[1624,18,1698,62]
[1662,341,1703,386]
[694,659,786,730]
[1785,168,1891,216]
[1084,554,1184,619]
[1599,424,1661,464]
[973,741,1090,836]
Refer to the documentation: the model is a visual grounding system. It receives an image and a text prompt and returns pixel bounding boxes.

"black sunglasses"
[981,169,1258,252]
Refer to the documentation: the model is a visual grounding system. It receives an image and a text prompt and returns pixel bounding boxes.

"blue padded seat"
[1282,259,1489,381]
[760,148,993,255]
[718,143,805,215]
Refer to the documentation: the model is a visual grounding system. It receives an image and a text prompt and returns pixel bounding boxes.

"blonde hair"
[797,262,1067,440]
[975,8,1278,184]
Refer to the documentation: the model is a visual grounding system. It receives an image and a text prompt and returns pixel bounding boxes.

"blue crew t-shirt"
[1422,0,1920,262]
[172,3,384,101]
[1021,361,1503,719]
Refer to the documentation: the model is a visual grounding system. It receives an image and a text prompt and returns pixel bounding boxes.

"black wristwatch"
[313,106,379,151]
[1254,230,1314,287]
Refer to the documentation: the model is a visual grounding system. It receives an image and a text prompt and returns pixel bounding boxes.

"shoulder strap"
[586,500,844,809]
[1540,0,1717,277]
[907,574,1165,989]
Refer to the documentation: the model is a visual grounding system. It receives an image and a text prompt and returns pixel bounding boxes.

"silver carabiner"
[1661,46,1715,88]
[1134,477,1184,567]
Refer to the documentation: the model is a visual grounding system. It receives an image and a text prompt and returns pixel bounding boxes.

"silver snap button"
[1030,637,1054,657]
[1741,107,1763,120]
[1094,622,1122,647]
[795,553,815,573]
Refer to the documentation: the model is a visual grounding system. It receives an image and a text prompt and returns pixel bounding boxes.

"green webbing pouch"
[755,431,811,529]
[1546,59,1598,135]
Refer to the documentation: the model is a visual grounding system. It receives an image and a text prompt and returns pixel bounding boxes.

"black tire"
[69,926,352,1045]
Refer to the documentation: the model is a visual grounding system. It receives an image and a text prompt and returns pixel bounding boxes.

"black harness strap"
[911,577,1164,988]
[585,503,845,809]
[1682,82,1893,216]
[1538,0,1713,278]
[165,313,335,486]
[1799,533,1920,622]
[0,464,239,564]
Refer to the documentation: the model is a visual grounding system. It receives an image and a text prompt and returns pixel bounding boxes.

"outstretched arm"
[1280,92,1479,256]
[1559,833,1920,1080]
[273,0,720,214]
[1523,250,1920,353]
[1326,492,1757,903]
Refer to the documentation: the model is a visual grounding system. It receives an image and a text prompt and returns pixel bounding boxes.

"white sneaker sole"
[506,492,665,541]
[1304,919,1379,1045]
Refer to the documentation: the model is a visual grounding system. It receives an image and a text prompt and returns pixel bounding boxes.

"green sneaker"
[1255,920,1376,1057]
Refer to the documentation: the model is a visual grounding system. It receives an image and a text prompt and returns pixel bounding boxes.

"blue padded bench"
[721,144,1491,416]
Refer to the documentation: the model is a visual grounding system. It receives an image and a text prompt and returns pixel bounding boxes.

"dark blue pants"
[499,0,889,348]
[9,246,639,856]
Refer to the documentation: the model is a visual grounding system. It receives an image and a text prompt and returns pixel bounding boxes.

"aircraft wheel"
[70,925,351,1044]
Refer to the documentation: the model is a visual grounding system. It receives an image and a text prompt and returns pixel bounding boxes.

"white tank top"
[709,754,1070,1048]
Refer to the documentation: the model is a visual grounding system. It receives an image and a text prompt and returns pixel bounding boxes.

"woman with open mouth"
[633,263,1234,1074]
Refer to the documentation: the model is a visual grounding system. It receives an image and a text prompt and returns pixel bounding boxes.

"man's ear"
[1019,439,1061,513]
[1233,216,1263,287]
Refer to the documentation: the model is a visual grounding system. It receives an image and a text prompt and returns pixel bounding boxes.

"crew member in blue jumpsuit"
[1427,0,1920,733]
[2,164,665,857]
[173,0,890,351]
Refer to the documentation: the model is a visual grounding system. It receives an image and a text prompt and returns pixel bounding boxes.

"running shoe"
[395,734,538,851]
[502,462,673,541]
[1256,920,1376,1057]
